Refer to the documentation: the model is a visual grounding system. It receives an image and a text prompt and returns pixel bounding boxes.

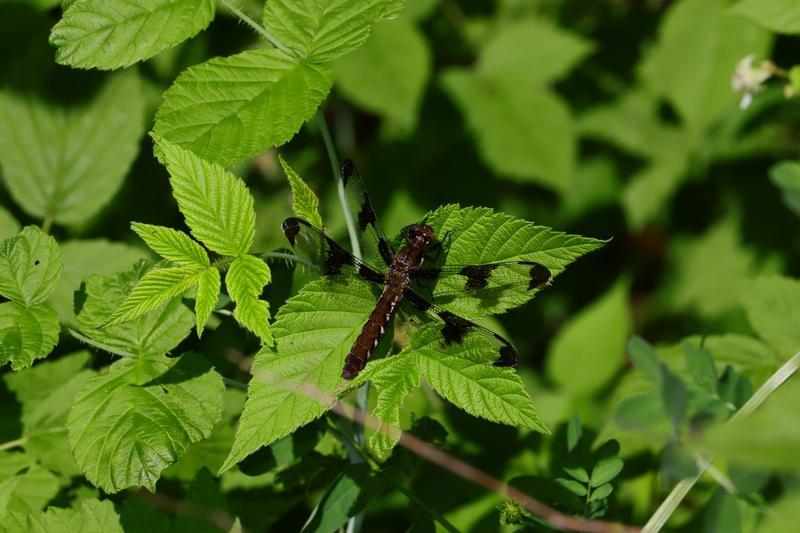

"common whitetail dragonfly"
[282,161,552,380]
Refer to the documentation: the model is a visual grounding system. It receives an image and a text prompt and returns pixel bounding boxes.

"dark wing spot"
[281,217,302,246]
[522,262,551,290]
[324,244,353,275]
[494,338,519,367]
[341,159,357,186]
[459,264,499,290]
[404,288,432,311]
[358,264,385,284]
[439,310,471,345]
[378,239,393,266]
[357,196,376,231]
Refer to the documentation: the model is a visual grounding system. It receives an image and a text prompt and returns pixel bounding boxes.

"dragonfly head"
[402,223,435,247]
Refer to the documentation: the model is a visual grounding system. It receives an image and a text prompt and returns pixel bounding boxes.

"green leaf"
[3,499,124,533]
[360,354,420,460]
[662,371,688,434]
[194,267,220,338]
[0,72,145,225]
[226,255,273,345]
[641,0,770,130]
[442,70,575,191]
[628,336,663,386]
[50,0,215,70]
[684,343,718,394]
[0,302,59,370]
[301,464,370,533]
[153,49,332,165]
[588,483,613,502]
[755,490,800,533]
[590,458,623,487]
[421,205,605,318]
[621,151,690,230]
[412,323,546,431]
[0,207,19,241]
[75,262,195,357]
[221,277,373,472]
[0,461,60,517]
[566,414,582,451]
[48,240,146,326]
[546,280,631,395]
[156,138,256,256]
[131,223,209,268]
[555,478,587,496]
[4,351,92,475]
[262,0,397,63]
[108,266,206,325]
[0,226,62,306]
[742,275,800,356]
[279,155,323,228]
[563,466,589,483]
[68,354,224,493]
[333,17,431,129]
[769,161,800,217]
[730,0,800,34]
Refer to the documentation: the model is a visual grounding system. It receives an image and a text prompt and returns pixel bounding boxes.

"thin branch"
[643,349,800,532]
[216,0,294,56]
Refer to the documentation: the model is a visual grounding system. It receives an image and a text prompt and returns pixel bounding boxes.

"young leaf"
[730,0,800,34]
[742,275,800,357]
[546,280,631,395]
[131,223,209,268]
[4,498,123,533]
[0,72,144,225]
[262,0,398,63]
[412,323,547,432]
[0,302,59,370]
[50,0,216,70]
[221,277,374,472]
[279,155,323,229]
[194,267,220,338]
[75,262,195,357]
[590,458,624,487]
[0,226,62,306]
[226,255,273,345]
[333,17,431,129]
[588,483,613,502]
[108,266,206,325]
[420,205,604,317]
[153,49,332,165]
[68,355,224,493]
[155,138,256,256]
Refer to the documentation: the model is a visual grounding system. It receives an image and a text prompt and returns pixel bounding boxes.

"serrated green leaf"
[131,223,209,268]
[0,463,60,517]
[333,17,431,129]
[155,139,255,256]
[0,302,59,370]
[3,498,123,533]
[742,275,800,356]
[221,277,373,472]
[361,354,419,460]
[421,205,605,318]
[226,255,273,344]
[0,72,144,225]
[641,0,769,130]
[770,161,800,217]
[108,266,206,325]
[68,355,224,493]
[546,280,631,395]
[262,0,396,63]
[279,155,323,228]
[50,0,215,70]
[590,458,623,487]
[0,207,19,241]
[194,267,220,338]
[0,226,62,306]
[442,70,574,190]
[730,0,800,34]
[75,262,195,357]
[412,324,546,431]
[48,240,146,326]
[153,49,332,165]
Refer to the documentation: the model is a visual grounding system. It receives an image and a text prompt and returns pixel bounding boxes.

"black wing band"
[341,160,395,267]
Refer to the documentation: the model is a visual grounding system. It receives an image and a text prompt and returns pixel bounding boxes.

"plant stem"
[41,214,53,234]
[259,251,313,269]
[317,109,368,533]
[216,0,293,56]
[0,437,26,452]
[222,377,248,390]
[643,349,800,532]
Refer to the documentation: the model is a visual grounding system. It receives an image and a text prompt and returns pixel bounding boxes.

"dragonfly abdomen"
[342,284,404,379]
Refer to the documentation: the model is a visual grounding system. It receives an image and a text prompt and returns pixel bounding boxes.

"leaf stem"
[643,349,800,532]
[222,377,248,390]
[216,0,294,56]
[41,214,53,234]
[0,437,26,452]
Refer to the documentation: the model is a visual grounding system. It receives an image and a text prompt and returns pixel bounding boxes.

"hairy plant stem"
[643,349,800,532]
[216,0,294,56]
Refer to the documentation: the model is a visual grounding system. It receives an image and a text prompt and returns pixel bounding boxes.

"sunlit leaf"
[0,302,59,370]
[131,223,209,268]
[279,155,323,229]
[0,226,62,306]
[226,255,273,344]
[730,0,800,34]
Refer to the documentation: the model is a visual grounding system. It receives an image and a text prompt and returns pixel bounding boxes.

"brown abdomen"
[342,286,403,379]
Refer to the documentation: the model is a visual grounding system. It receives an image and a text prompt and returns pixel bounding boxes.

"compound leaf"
[108,266,206,325]
[68,354,224,493]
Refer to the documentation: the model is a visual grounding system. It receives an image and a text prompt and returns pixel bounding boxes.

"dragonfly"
[281,160,553,380]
